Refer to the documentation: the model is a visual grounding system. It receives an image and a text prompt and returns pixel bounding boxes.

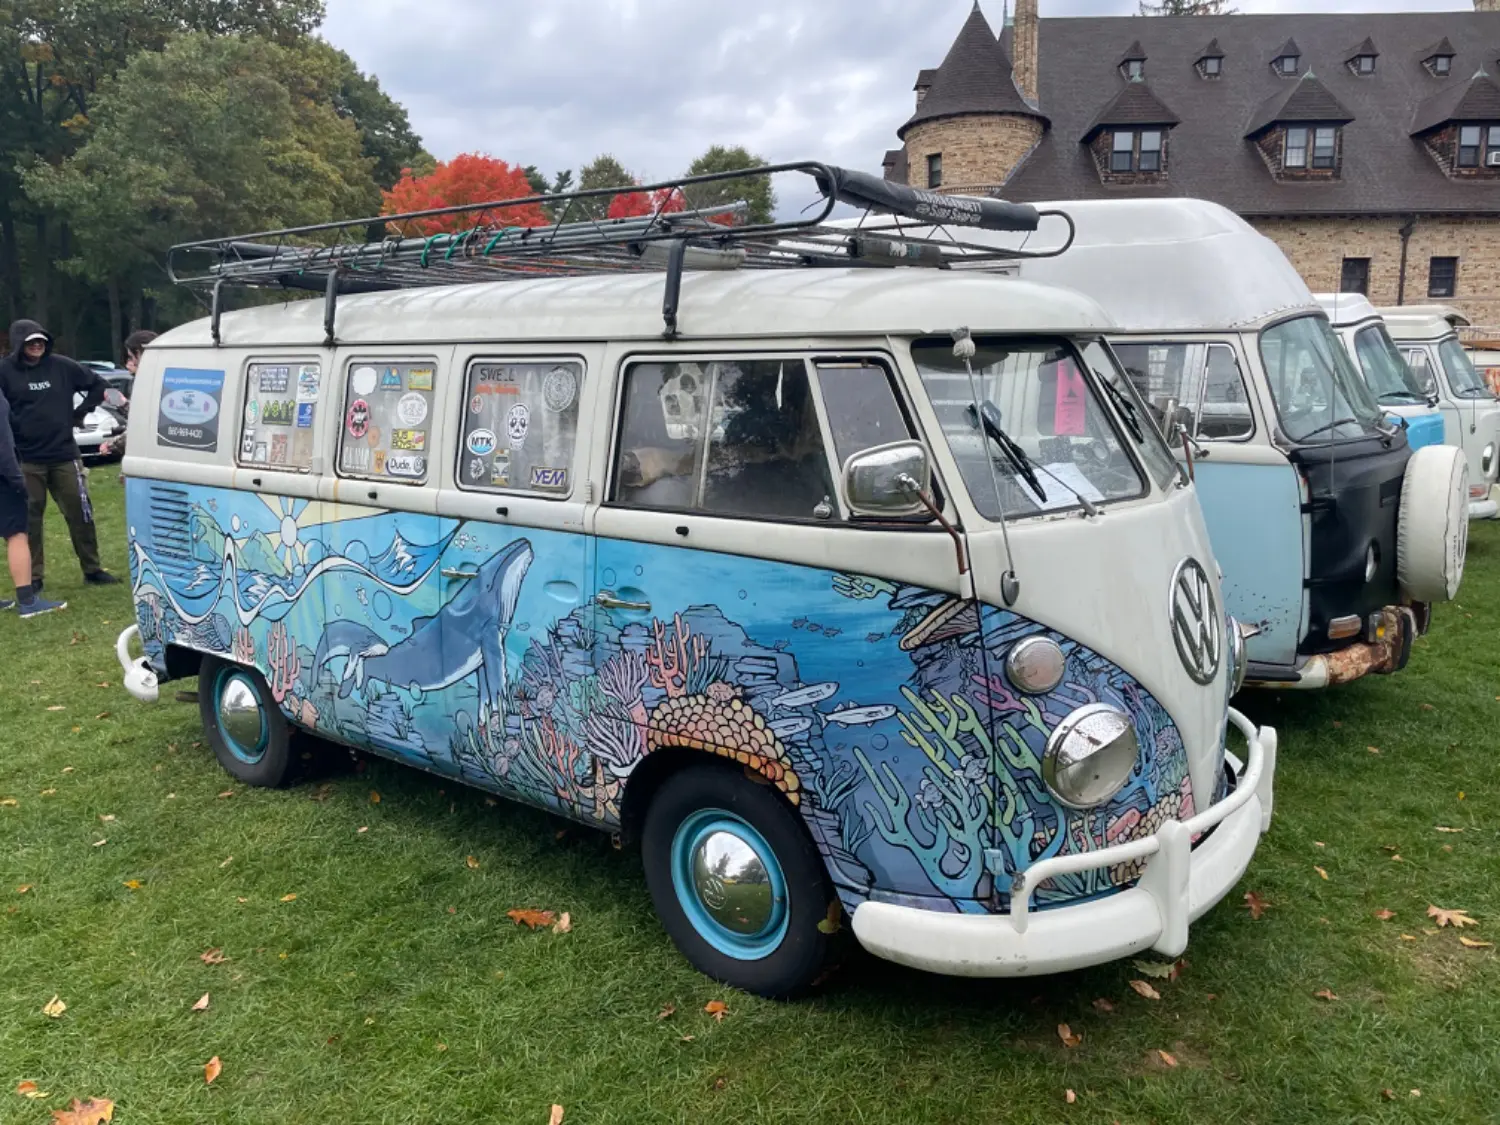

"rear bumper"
[1245,605,1415,690]
[849,709,1276,978]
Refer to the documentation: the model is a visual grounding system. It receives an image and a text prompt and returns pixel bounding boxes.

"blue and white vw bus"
[113,166,1275,996]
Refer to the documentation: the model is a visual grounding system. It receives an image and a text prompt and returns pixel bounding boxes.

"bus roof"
[1376,305,1469,342]
[1314,293,1380,328]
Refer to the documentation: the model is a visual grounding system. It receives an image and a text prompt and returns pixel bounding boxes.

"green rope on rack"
[482,227,523,257]
[420,233,447,269]
[444,225,484,262]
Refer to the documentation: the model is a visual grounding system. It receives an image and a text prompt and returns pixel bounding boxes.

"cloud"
[322,0,1477,184]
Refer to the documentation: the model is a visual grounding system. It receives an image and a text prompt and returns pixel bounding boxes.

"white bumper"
[116,625,160,703]
[850,708,1276,978]
[1468,497,1498,521]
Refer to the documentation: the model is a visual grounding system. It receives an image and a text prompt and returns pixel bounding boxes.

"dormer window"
[1355,55,1376,75]
[1457,125,1500,168]
[1196,40,1225,80]
[1345,38,1379,77]
[1284,125,1338,170]
[1202,56,1221,77]
[1117,41,1148,83]
[1111,129,1163,173]
[1124,59,1144,80]
[1275,54,1299,76]
[1432,54,1453,76]
[1421,39,1458,78]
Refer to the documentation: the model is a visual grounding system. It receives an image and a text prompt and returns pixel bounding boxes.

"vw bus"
[1378,305,1500,520]
[114,166,1274,996]
[1314,294,1445,454]
[960,199,1469,690]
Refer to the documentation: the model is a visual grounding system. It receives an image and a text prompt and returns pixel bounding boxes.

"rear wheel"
[641,762,834,998]
[198,656,293,787]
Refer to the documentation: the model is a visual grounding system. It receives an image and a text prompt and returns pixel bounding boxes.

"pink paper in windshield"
[1053,360,1087,435]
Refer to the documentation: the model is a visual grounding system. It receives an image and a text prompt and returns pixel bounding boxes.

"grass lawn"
[3,470,1498,1124]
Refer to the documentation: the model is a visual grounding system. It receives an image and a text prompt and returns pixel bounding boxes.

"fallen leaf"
[279,893,297,903]
[1156,1049,1178,1068]
[552,912,572,934]
[1400,933,1417,941]
[16,1080,48,1099]
[1064,1089,1077,1104]
[46,705,64,711]
[1129,980,1161,1001]
[98,814,114,823]
[1313,840,1325,847]
[679,1034,695,1042]
[216,790,234,799]
[1423,928,1439,935]
[40,788,56,796]
[1244,891,1267,919]
[1381,1088,1396,1101]
[123,880,142,891]
[1314,989,1339,1001]
[1427,905,1478,928]
[43,995,67,1018]
[1381,843,1398,852]
[91,839,106,848]
[204,1056,221,1084]
[549,1105,564,1125]
[0,797,17,808]
[192,992,210,1011]
[62,767,74,773]
[1458,791,1465,800]
[1390,854,1404,863]
[219,856,232,868]
[357,826,368,834]
[17,884,33,894]
[657,1002,676,1020]
[1092,997,1115,1013]
[465,855,480,869]
[1411,1089,1421,1098]
[1420,703,1434,711]
[1458,936,1493,949]
[1314,865,1329,880]
[1057,1023,1082,1048]
[49,1098,114,1124]
[310,784,333,802]
[369,790,381,804]
[1442,845,1453,853]
[94,712,110,721]
[704,999,729,1021]
[1366,745,1380,755]
[96,682,110,688]
[1132,959,1175,979]
[507,908,556,930]
[200,948,228,965]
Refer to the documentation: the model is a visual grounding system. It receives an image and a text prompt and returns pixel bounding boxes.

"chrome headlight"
[1042,703,1139,809]
[1226,615,1247,697]
[1006,636,1066,695]
[1483,443,1495,478]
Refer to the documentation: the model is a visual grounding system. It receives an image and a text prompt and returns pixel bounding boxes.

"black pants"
[22,459,102,582]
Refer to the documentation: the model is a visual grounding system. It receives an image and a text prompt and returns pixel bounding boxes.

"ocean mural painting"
[127,480,1195,916]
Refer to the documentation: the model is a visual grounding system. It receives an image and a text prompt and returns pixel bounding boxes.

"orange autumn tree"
[382,154,548,235]
[606,186,686,221]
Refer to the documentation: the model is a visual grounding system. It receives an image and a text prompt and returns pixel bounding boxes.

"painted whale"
[314,537,534,725]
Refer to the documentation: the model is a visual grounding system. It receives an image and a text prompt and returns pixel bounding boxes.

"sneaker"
[0,597,13,611]
[84,571,121,586]
[18,595,66,618]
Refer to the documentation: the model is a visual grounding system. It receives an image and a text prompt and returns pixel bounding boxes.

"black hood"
[9,319,52,364]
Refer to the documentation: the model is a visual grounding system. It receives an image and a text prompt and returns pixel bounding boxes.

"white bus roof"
[945,198,1319,332]
[152,267,1116,350]
[1313,293,1380,328]
[1375,306,1468,342]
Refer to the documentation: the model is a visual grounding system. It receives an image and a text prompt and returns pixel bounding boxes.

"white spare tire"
[1397,444,1468,602]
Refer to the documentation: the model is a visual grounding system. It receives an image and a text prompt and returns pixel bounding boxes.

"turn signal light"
[1327,615,1362,641]
[1470,484,1488,500]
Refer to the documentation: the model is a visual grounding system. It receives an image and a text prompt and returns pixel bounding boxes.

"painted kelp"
[127,480,1194,917]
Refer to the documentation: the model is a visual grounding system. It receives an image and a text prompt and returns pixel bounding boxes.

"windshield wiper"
[1094,371,1145,444]
[1378,391,1423,404]
[1296,416,1362,441]
[967,401,1045,500]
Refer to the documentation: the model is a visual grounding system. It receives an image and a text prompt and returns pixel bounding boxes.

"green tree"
[1137,1,1236,13]
[308,40,430,189]
[570,154,635,222]
[24,32,379,349]
[682,144,775,225]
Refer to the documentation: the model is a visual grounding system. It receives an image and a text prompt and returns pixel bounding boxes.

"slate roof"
[1272,37,1301,61]
[1346,37,1378,62]
[1244,71,1355,137]
[899,2,1046,139]
[882,148,910,184]
[1410,69,1500,135]
[1198,38,1224,62]
[1419,37,1457,61]
[1118,40,1147,65]
[914,68,938,91]
[1083,79,1180,142]
[988,11,1500,216]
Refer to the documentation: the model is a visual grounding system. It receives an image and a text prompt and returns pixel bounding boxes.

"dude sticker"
[396,392,428,427]
[467,428,497,456]
[257,366,290,394]
[296,403,316,428]
[390,429,426,452]
[408,368,434,392]
[380,367,403,390]
[506,403,530,449]
[543,365,578,412]
[346,399,370,439]
[385,453,425,479]
[530,466,569,491]
[157,367,225,453]
[296,366,321,403]
[269,433,288,464]
[261,399,295,426]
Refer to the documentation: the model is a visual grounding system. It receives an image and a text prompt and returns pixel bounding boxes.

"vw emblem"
[1169,558,1222,685]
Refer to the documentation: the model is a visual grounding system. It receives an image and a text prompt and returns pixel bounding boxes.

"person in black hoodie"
[0,319,120,589]
[0,389,66,615]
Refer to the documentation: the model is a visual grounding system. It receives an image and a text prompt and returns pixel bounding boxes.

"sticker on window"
[347,399,371,438]
[530,466,568,491]
[391,429,426,452]
[262,399,295,426]
[409,368,435,392]
[385,453,425,479]
[461,359,581,496]
[158,367,225,453]
[1053,365,1088,436]
[467,429,497,456]
[296,403,315,429]
[296,366,321,402]
[506,403,530,448]
[258,366,290,394]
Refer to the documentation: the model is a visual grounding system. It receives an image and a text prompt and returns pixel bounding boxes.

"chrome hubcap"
[219,676,265,752]
[690,829,775,936]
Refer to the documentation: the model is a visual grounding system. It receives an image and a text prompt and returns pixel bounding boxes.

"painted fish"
[865,632,884,644]
[791,617,808,630]
[772,682,839,709]
[821,704,898,727]
[805,623,823,634]
[769,716,814,738]
[823,627,842,639]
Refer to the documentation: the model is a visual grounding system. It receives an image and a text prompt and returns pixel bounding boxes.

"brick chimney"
[1013,0,1040,105]
[1474,1,1499,10]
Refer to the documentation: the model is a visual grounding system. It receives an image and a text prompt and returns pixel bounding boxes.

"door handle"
[443,568,479,581]
[596,591,651,612]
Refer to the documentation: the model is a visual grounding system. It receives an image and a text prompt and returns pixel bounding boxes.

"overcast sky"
[321,0,1478,196]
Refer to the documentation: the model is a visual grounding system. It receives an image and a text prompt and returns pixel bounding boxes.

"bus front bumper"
[850,709,1275,978]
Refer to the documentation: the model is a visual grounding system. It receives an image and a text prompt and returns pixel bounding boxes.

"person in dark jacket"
[0,318,120,590]
[0,389,67,615]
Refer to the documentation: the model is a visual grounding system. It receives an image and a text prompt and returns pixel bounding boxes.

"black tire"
[641,762,835,999]
[198,655,294,787]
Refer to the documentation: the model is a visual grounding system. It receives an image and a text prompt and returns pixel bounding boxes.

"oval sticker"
[161,388,219,426]
[351,366,378,395]
[346,399,370,439]
[467,428,497,456]
[396,392,428,427]
[385,453,426,479]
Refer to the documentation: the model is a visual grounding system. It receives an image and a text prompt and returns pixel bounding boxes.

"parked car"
[74,390,124,461]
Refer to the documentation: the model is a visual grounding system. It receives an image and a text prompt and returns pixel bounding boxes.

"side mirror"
[842,441,932,518]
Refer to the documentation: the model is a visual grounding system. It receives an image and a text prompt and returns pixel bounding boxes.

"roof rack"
[168,161,1074,344]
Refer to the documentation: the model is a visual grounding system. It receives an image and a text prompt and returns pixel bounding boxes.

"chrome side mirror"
[842,441,932,518]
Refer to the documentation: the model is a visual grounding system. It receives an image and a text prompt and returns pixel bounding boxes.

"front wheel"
[198,656,293,787]
[641,762,835,998]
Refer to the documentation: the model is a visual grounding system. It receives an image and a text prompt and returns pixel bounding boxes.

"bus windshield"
[1259,316,1383,442]
[1439,337,1493,399]
[1353,323,1428,404]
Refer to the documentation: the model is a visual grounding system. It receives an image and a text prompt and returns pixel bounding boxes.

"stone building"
[881,1,1500,329]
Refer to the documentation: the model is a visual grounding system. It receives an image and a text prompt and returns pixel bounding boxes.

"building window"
[926,153,942,189]
[1139,130,1162,172]
[1202,56,1221,76]
[1312,127,1337,169]
[1123,59,1144,80]
[1491,126,1500,165]
[1340,258,1370,296]
[1274,55,1299,76]
[1432,55,1452,76]
[1459,126,1482,167]
[1111,131,1135,172]
[1355,54,1375,75]
[1429,256,1458,299]
[1284,127,1309,168]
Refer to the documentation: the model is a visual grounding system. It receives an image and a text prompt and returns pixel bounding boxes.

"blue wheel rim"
[215,667,268,765]
[670,809,789,961]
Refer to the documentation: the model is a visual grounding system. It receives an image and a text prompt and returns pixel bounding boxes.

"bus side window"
[239,361,321,472]
[336,360,438,484]
[456,359,583,496]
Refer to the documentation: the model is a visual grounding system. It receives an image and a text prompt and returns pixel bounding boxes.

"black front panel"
[1289,432,1411,655]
